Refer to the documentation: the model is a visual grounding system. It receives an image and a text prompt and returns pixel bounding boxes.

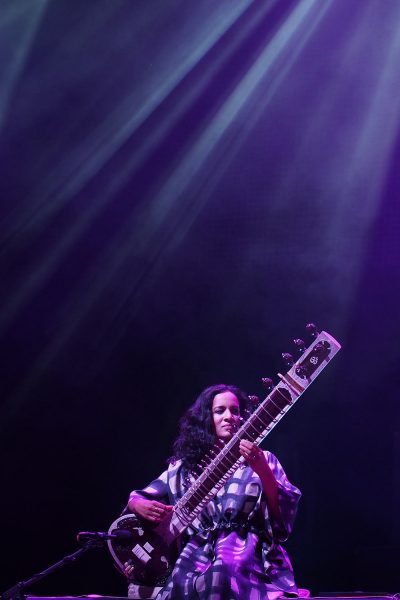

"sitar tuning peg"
[293,338,306,354]
[282,352,294,367]
[261,377,274,392]
[206,447,217,460]
[306,323,319,338]
[246,395,260,415]
[248,395,260,405]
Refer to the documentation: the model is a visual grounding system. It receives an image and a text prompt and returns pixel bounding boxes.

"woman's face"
[212,391,241,440]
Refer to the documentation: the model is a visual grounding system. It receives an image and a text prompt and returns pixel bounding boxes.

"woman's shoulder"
[166,458,183,475]
[167,456,183,466]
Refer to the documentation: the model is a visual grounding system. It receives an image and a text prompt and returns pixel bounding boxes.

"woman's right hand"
[129,497,173,523]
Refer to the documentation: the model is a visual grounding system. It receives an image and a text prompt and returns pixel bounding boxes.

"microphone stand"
[0,538,103,600]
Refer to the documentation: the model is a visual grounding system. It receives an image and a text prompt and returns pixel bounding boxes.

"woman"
[125,384,301,600]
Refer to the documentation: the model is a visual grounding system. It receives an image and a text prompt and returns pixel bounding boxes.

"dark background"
[1,0,399,597]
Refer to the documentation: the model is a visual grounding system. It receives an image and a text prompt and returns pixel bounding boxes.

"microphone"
[77,529,133,543]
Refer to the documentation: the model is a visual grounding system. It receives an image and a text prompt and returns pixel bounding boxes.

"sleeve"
[264,451,302,542]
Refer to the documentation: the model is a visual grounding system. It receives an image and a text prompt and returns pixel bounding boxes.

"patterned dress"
[128,451,301,600]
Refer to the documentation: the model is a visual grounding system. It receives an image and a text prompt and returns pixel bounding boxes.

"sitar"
[108,327,341,585]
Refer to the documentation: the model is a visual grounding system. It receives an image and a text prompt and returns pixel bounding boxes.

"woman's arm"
[128,495,173,523]
[239,440,282,527]
[126,467,174,523]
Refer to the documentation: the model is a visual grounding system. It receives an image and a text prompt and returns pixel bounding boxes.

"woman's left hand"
[240,440,282,524]
[239,439,266,473]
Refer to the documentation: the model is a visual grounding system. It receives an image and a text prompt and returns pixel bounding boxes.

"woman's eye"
[214,407,240,415]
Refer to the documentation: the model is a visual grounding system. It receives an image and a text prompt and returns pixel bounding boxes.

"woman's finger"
[240,439,254,452]
[153,501,171,510]
[124,561,134,575]
[240,442,262,462]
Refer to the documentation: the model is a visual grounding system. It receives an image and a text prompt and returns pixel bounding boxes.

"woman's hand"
[123,560,134,578]
[240,439,282,526]
[129,497,173,523]
[239,439,267,475]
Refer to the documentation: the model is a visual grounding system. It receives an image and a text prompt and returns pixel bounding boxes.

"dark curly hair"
[170,384,251,472]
